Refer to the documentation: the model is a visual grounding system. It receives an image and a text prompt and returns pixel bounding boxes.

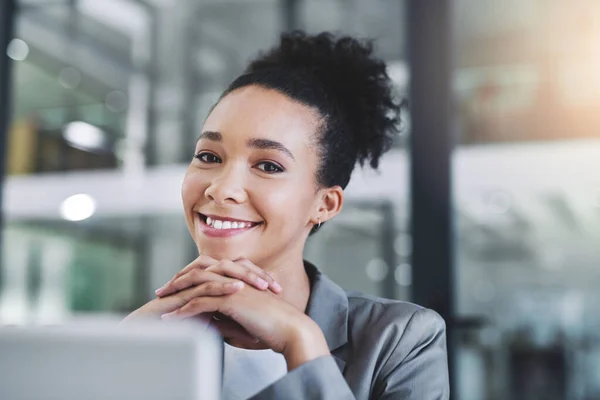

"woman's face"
[182,85,338,267]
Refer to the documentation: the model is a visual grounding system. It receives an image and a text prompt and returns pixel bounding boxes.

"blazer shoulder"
[346,291,434,326]
[346,292,446,353]
[343,292,449,398]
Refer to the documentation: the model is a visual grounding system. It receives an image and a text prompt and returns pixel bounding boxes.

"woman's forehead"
[203,86,321,145]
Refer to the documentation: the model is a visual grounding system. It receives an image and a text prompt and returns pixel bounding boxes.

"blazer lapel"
[304,261,349,372]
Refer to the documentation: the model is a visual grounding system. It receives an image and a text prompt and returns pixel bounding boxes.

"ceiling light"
[6,38,29,61]
[60,194,96,221]
[63,121,106,151]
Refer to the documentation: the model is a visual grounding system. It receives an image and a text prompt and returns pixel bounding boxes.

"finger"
[235,259,282,294]
[161,295,223,321]
[195,280,245,297]
[208,259,280,293]
[164,276,245,311]
[173,254,220,282]
[156,277,242,314]
[175,253,219,279]
[208,260,269,291]
[155,254,219,295]
[156,269,234,297]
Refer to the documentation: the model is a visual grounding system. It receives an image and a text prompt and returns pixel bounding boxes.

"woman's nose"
[204,167,247,205]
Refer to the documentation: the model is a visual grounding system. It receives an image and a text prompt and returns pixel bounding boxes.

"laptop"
[0,317,222,400]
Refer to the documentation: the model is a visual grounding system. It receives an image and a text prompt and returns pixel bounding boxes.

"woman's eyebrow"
[247,138,295,161]
[198,131,222,142]
[198,131,295,161]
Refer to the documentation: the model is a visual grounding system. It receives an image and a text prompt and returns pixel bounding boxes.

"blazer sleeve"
[249,355,355,399]
[249,308,449,400]
[375,308,450,399]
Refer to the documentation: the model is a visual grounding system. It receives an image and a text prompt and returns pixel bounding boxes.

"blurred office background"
[1,0,600,399]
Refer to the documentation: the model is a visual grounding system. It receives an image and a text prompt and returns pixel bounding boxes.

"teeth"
[205,217,255,230]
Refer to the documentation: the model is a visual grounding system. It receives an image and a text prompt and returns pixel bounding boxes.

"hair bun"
[246,31,400,171]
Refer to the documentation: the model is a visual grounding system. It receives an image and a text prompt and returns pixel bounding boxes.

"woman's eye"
[256,161,284,174]
[194,152,221,163]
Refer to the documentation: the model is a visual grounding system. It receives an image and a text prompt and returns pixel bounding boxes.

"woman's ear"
[312,186,344,224]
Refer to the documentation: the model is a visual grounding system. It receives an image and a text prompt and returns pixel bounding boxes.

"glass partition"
[453,0,600,398]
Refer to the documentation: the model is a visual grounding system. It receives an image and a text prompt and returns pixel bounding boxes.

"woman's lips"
[197,213,262,238]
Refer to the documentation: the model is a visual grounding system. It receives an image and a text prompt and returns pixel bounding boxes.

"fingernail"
[273,282,282,291]
[256,278,268,289]
[161,311,177,320]
[227,281,244,289]
[155,286,165,295]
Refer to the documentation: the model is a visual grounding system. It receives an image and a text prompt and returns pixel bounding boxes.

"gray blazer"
[249,262,450,399]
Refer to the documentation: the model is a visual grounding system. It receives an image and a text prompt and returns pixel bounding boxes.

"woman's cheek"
[257,183,314,229]
[181,171,206,205]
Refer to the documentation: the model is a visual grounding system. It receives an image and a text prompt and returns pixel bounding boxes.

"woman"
[127,32,449,399]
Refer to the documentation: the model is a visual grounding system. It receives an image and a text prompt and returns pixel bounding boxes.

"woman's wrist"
[282,317,330,371]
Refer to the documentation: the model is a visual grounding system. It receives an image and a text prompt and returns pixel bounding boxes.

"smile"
[197,213,263,237]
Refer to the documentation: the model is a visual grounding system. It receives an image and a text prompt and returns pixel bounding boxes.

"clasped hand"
[124,255,330,369]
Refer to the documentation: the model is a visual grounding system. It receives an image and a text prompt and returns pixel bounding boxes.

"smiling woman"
[125,31,449,399]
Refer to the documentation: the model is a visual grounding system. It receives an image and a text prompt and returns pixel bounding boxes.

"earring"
[317,219,322,229]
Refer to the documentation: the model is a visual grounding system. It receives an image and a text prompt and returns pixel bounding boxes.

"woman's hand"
[123,254,279,326]
[122,269,245,322]
[163,282,330,370]
[159,258,330,370]
[125,255,281,341]
[155,255,282,297]
[123,255,247,322]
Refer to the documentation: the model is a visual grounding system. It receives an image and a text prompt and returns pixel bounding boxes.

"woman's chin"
[196,245,247,262]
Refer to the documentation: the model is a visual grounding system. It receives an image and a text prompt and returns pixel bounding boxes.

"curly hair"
[219,31,401,232]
